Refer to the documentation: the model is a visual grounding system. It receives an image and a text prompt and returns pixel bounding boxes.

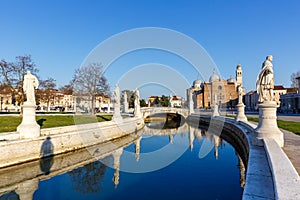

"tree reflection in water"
[68,157,110,194]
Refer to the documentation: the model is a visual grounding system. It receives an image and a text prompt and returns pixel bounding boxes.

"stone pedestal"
[17,102,40,139]
[123,102,128,113]
[212,104,219,117]
[113,103,122,123]
[253,101,284,147]
[235,103,247,122]
[188,89,194,114]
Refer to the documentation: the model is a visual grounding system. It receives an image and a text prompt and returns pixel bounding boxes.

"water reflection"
[68,158,109,194]
[0,122,247,200]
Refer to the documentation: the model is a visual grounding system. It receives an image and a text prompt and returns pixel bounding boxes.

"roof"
[209,69,220,82]
[274,85,285,90]
[286,88,298,94]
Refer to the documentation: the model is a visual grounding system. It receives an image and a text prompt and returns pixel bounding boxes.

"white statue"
[238,86,243,104]
[123,92,128,105]
[123,92,128,113]
[256,55,275,103]
[134,89,141,117]
[214,93,217,105]
[134,89,140,108]
[23,71,39,105]
[113,85,120,105]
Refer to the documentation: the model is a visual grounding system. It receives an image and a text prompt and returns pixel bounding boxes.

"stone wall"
[0,117,144,168]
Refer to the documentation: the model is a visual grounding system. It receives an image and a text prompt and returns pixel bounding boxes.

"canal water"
[0,122,245,200]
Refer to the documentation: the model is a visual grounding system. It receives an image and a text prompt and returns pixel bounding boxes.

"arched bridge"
[140,107,189,119]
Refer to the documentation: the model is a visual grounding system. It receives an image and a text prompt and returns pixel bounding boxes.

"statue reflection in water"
[40,136,54,175]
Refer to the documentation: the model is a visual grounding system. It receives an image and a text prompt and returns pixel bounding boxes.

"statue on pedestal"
[212,93,219,117]
[235,85,247,122]
[256,55,275,103]
[188,89,194,114]
[238,86,243,104]
[17,71,40,139]
[123,92,128,113]
[23,71,39,105]
[253,55,283,147]
[113,85,121,121]
[134,89,141,117]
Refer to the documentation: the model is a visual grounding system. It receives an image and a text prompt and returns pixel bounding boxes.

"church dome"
[227,76,236,83]
[236,64,242,70]
[209,69,220,82]
[193,79,202,88]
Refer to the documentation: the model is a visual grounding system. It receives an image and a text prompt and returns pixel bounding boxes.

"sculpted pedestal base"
[253,101,284,147]
[212,104,220,117]
[235,103,247,122]
[123,102,129,113]
[17,102,40,139]
[113,104,122,123]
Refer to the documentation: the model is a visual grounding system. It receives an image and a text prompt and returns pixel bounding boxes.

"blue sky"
[1,0,300,99]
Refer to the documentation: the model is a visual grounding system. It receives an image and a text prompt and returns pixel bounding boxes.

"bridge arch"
[140,107,189,119]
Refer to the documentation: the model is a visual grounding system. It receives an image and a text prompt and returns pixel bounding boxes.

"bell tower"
[236,64,242,86]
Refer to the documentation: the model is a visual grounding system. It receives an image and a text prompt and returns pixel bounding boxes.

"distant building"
[169,96,182,108]
[0,87,111,112]
[187,65,243,109]
[148,96,160,106]
[279,77,300,113]
[245,85,298,111]
[244,91,258,111]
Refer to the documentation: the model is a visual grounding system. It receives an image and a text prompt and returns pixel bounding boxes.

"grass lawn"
[247,117,300,136]
[0,115,112,133]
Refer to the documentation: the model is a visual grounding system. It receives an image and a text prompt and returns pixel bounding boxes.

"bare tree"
[38,77,57,112]
[73,63,109,114]
[59,83,74,95]
[0,55,39,106]
[290,71,300,88]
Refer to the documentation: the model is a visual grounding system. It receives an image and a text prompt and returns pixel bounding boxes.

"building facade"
[187,65,243,109]
[245,85,298,112]
[279,77,300,113]
[0,88,111,112]
[169,96,182,108]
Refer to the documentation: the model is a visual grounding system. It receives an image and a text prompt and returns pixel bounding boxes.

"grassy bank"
[0,115,112,133]
[247,117,300,136]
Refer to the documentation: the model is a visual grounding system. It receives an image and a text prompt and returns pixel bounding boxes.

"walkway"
[246,113,300,122]
[282,129,300,175]
[245,115,300,175]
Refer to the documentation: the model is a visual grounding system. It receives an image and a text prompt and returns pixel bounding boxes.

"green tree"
[160,95,169,107]
[140,99,147,107]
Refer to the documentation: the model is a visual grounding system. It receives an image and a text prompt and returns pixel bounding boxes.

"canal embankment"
[187,114,300,200]
[0,117,144,169]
